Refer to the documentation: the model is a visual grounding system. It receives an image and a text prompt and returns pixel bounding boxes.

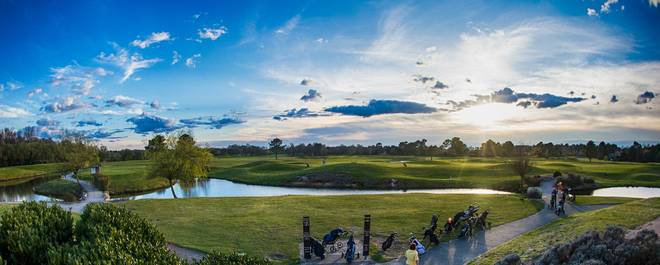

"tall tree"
[585,140,597,162]
[509,155,533,191]
[481,139,497,157]
[148,133,212,198]
[449,137,467,156]
[269,138,284,160]
[62,138,99,185]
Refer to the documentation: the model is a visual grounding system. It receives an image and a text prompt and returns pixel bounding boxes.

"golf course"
[39,155,660,195]
[0,155,658,264]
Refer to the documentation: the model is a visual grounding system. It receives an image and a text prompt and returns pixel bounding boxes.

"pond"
[590,187,660,199]
[0,176,59,202]
[114,179,511,200]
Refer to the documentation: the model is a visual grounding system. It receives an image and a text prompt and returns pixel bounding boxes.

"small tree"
[62,138,99,185]
[585,140,597,162]
[148,132,212,198]
[509,156,533,191]
[269,138,283,160]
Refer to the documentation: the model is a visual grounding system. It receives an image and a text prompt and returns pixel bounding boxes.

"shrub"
[191,252,271,265]
[61,203,181,265]
[553,171,562,177]
[526,187,542,199]
[0,202,73,265]
[92,174,109,191]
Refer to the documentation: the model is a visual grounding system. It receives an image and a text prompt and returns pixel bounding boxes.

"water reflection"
[591,187,660,198]
[0,177,58,202]
[116,179,511,200]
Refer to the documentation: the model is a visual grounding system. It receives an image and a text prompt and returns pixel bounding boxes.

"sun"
[452,103,521,130]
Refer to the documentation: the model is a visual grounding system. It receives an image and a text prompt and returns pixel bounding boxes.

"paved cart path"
[385,179,612,265]
[55,172,106,213]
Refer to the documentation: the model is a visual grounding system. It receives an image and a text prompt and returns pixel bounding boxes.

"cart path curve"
[385,178,614,265]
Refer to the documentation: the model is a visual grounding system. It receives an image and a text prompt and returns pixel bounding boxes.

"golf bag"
[409,234,426,255]
[310,237,325,259]
[382,233,397,251]
[344,235,356,263]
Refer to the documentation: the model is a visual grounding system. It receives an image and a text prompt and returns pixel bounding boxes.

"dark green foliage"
[0,202,181,265]
[0,202,73,265]
[58,203,181,265]
[190,252,271,265]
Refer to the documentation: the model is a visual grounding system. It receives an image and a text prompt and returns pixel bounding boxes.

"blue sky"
[1,0,659,149]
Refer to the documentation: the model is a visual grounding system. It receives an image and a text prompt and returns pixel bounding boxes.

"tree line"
[0,128,147,167]
[1,126,658,168]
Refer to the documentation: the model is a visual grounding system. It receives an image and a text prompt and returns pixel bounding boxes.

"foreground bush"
[0,202,73,265]
[49,203,181,265]
[0,202,270,265]
[191,252,271,265]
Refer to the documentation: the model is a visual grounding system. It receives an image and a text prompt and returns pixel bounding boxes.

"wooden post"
[363,214,371,258]
[303,216,311,259]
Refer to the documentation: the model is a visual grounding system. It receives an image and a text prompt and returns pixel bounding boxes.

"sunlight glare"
[452,103,521,130]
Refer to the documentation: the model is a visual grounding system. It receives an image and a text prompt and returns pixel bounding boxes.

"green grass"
[207,156,660,191]
[469,198,660,265]
[121,194,542,263]
[573,195,638,205]
[0,163,63,184]
[77,160,171,195]
[33,179,83,202]
[2,156,659,194]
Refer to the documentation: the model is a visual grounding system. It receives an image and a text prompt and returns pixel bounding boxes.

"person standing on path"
[405,243,419,265]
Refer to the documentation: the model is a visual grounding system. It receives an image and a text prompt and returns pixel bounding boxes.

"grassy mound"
[77,160,171,195]
[33,179,83,202]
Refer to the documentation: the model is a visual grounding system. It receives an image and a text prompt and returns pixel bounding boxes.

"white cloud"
[587,8,598,16]
[131,32,171,48]
[41,96,90,113]
[316,38,328,44]
[172,51,181,65]
[600,0,619,13]
[185,54,201,68]
[27,88,44,98]
[275,15,300,35]
[0,81,23,92]
[105,95,144,107]
[198,27,227,41]
[96,43,161,83]
[0,105,31,118]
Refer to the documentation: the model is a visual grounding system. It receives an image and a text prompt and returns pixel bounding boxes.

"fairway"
[469,198,660,264]
[122,194,542,263]
[4,156,659,195]
[206,156,660,191]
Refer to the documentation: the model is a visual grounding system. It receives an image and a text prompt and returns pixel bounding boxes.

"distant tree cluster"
[211,138,660,163]
[0,128,143,167]
[0,128,66,167]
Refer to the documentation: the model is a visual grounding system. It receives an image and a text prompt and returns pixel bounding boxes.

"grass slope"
[122,194,542,263]
[0,163,63,184]
[33,179,83,202]
[573,195,638,205]
[77,160,171,195]
[469,198,660,264]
